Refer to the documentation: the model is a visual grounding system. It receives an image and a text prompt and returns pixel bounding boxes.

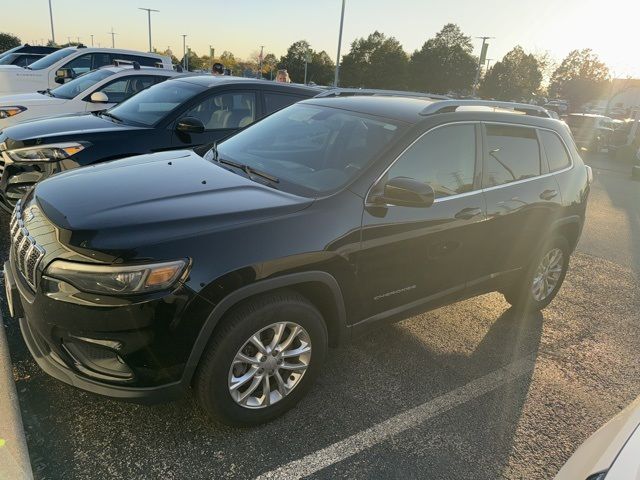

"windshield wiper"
[215,156,280,185]
[100,111,123,123]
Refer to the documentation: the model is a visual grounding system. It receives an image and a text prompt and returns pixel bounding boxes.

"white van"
[0,46,173,96]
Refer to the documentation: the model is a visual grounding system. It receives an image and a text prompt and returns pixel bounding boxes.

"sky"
[7,0,640,78]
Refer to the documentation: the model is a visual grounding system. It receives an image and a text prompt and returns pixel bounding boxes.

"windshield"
[27,48,75,70]
[51,69,114,99]
[106,79,203,126]
[0,45,21,60]
[0,54,20,65]
[215,104,404,196]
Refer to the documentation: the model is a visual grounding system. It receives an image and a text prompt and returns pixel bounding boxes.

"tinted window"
[385,124,476,199]
[215,104,403,196]
[98,75,161,103]
[28,48,75,70]
[51,69,114,99]
[484,125,541,187]
[181,92,256,130]
[63,53,92,75]
[540,130,571,172]
[265,93,305,114]
[0,54,20,65]
[93,53,111,69]
[107,79,203,126]
[112,54,160,67]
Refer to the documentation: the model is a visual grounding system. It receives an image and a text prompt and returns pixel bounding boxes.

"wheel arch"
[182,271,348,385]
[551,215,583,252]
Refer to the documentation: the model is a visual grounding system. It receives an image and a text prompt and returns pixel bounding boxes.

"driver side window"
[384,124,477,199]
[62,54,93,76]
[181,92,256,131]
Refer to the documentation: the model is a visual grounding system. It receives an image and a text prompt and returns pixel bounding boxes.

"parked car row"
[0,44,59,67]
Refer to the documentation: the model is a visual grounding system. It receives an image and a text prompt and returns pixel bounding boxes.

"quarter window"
[484,125,541,187]
[181,92,256,130]
[385,124,477,199]
[539,130,571,172]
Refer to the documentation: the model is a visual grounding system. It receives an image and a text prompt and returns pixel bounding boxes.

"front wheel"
[504,236,570,311]
[194,291,328,426]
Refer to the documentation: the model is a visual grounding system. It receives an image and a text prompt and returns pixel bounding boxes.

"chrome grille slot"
[10,200,46,290]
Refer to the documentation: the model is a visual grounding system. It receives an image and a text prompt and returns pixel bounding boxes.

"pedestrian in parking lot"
[212,62,225,76]
[276,68,291,83]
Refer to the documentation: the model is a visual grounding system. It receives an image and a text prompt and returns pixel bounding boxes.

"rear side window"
[540,130,571,172]
[484,125,541,187]
[386,124,477,199]
[264,93,306,114]
[112,54,161,67]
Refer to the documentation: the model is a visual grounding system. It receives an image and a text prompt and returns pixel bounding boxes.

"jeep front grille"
[10,200,46,290]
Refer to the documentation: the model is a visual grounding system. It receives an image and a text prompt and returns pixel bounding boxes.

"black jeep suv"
[3,96,591,425]
[0,75,319,211]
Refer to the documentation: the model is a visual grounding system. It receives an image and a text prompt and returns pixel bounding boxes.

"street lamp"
[180,34,187,70]
[304,50,312,84]
[108,27,117,48]
[48,0,56,44]
[139,8,159,52]
[472,36,494,96]
[334,0,346,87]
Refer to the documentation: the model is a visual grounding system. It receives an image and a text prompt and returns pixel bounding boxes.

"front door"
[171,90,259,148]
[357,123,486,317]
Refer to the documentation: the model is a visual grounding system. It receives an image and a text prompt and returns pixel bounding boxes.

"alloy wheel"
[531,247,564,301]
[228,322,312,409]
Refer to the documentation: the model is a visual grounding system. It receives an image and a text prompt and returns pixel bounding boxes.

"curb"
[0,316,33,480]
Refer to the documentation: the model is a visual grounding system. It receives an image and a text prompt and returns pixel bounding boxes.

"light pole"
[334,0,346,87]
[258,45,264,78]
[180,34,188,70]
[66,36,71,45]
[90,34,94,47]
[108,28,117,48]
[48,0,56,44]
[472,36,493,96]
[304,50,311,84]
[139,8,159,52]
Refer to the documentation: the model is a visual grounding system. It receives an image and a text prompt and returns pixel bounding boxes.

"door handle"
[454,207,483,220]
[539,189,558,201]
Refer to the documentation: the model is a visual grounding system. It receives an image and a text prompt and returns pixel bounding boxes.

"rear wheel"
[194,291,328,426]
[504,236,570,311]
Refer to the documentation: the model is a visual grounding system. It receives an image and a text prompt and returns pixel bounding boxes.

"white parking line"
[255,354,537,480]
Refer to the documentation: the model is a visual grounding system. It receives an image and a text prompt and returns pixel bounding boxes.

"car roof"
[62,46,170,60]
[99,65,179,75]
[169,75,322,94]
[304,96,438,123]
[302,95,568,129]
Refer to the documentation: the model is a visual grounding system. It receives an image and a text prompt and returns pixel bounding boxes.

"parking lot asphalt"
[1,152,639,479]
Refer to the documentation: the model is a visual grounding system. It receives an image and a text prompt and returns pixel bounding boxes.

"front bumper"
[4,252,212,403]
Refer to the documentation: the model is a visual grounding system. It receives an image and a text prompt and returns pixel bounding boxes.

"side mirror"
[176,117,205,134]
[54,68,74,84]
[375,177,435,208]
[89,91,109,103]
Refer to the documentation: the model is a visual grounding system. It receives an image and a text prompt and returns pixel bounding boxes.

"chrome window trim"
[365,120,575,207]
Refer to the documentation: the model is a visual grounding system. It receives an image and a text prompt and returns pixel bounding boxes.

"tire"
[194,290,328,426]
[503,235,570,311]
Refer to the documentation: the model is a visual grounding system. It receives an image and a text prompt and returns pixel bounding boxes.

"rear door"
[170,89,260,148]
[357,122,486,317]
[477,123,563,282]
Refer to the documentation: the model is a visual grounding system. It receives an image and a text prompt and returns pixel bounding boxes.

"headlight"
[45,259,188,295]
[6,142,87,162]
[0,106,26,119]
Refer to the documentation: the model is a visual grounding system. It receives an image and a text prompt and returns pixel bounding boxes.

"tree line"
[1,24,614,108]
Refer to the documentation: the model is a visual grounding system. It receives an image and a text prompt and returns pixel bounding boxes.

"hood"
[33,149,313,252]
[0,67,47,95]
[0,112,144,146]
[0,91,66,108]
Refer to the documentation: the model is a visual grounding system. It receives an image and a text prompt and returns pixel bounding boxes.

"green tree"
[479,46,543,100]
[340,31,408,89]
[279,40,335,84]
[408,23,477,94]
[548,49,610,108]
[0,33,20,53]
[219,51,237,72]
[262,53,278,79]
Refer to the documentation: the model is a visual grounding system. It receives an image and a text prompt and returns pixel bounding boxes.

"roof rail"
[315,88,449,100]
[420,100,552,118]
[112,59,141,69]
